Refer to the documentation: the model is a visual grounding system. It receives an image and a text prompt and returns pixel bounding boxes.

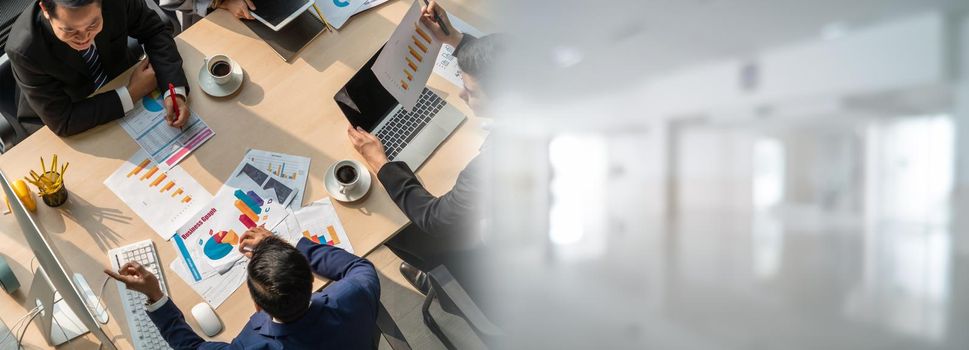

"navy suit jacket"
[147,238,380,349]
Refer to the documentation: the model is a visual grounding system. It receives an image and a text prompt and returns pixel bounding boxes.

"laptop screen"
[335,47,399,132]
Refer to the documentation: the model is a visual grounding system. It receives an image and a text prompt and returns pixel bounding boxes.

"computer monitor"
[0,170,116,349]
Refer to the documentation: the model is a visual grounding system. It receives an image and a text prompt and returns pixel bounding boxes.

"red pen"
[167,83,180,127]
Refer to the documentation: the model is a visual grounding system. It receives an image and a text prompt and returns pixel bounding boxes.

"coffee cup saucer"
[198,59,243,97]
[325,160,372,203]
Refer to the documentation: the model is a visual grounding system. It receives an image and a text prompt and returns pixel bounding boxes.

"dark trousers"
[384,224,489,310]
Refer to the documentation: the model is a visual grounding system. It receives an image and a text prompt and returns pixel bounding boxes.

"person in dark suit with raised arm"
[105,227,381,349]
[348,1,500,304]
[5,0,190,137]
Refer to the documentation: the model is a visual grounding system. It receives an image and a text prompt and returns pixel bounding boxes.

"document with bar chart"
[104,150,213,240]
[243,149,310,209]
[221,158,299,208]
[275,198,354,254]
[371,0,443,110]
[119,90,215,171]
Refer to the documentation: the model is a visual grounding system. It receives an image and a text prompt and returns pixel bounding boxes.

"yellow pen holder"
[39,171,68,207]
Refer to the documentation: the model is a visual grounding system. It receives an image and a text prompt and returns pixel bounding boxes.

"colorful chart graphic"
[202,230,235,260]
[265,163,298,180]
[141,90,165,112]
[234,189,263,229]
[333,0,350,7]
[302,225,341,246]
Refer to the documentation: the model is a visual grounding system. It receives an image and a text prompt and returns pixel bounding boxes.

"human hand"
[347,125,388,171]
[126,60,157,102]
[164,95,188,128]
[219,0,256,20]
[420,1,462,47]
[239,226,273,258]
[104,262,164,303]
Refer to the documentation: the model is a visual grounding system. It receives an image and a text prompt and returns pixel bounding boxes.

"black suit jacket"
[4,0,188,136]
[377,149,487,244]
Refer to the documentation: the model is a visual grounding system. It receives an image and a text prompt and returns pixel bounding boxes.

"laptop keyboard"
[375,88,446,160]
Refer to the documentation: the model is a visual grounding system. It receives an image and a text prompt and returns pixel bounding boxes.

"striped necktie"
[81,44,107,90]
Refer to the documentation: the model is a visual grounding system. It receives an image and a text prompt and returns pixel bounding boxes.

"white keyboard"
[108,240,172,350]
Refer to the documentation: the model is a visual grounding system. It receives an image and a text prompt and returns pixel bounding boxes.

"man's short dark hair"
[40,0,102,19]
[457,34,503,89]
[247,236,313,322]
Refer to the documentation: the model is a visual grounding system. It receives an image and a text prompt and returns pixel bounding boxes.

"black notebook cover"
[243,10,326,62]
[249,0,312,27]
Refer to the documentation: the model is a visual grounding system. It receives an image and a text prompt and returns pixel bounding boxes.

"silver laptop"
[335,48,465,170]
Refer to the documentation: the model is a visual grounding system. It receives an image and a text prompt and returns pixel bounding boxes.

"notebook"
[249,0,315,31]
[243,10,326,62]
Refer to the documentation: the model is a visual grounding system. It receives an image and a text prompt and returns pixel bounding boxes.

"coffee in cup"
[332,160,364,196]
[211,61,231,77]
[205,54,234,85]
[336,165,358,185]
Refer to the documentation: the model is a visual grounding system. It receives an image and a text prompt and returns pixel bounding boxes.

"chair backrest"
[0,55,21,152]
[0,0,35,152]
[0,0,34,53]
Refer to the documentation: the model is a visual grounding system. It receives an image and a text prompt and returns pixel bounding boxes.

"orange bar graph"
[150,173,167,187]
[160,181,175,192]
[327,226,340,245]
[234,199,259,222]
[172,188,184,198]
[401,80,409,90]
[415,24,431,43]
[412,35,428,53]
[408,46,423,62]
[140,166,158,181]
[405,57,418,72]
[127,159,150,178]
[403,69,413,81]
[182,196,192,203]
[303,230,320,244]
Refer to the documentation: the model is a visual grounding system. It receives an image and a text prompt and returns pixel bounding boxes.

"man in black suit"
[5,0,190,137]
[347,1,499,303]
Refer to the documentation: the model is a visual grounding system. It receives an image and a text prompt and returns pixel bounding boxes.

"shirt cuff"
[146,295,170,312]
[115,86,135,113]
[163,87,187,100]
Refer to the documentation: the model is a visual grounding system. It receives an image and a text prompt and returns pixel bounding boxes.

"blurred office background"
[480,0,969,348]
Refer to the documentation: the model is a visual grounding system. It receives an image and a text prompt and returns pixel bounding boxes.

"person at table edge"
[5,0,190,137]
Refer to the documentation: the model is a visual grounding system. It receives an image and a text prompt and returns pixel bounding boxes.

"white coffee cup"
[333,160,362,195]
[204,54,234,85]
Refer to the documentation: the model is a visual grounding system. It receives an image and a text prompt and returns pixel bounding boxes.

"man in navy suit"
[105,227,380,349]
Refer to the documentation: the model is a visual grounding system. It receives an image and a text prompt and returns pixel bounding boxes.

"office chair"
[422,265,502,349]
[0,0,34,153]
[375,301,412,350]
[0,55,21,153]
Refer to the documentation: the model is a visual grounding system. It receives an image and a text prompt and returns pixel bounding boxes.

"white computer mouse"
[191,302,223,337]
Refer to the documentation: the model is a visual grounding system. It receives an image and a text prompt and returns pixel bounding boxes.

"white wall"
[637,12,947,119]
